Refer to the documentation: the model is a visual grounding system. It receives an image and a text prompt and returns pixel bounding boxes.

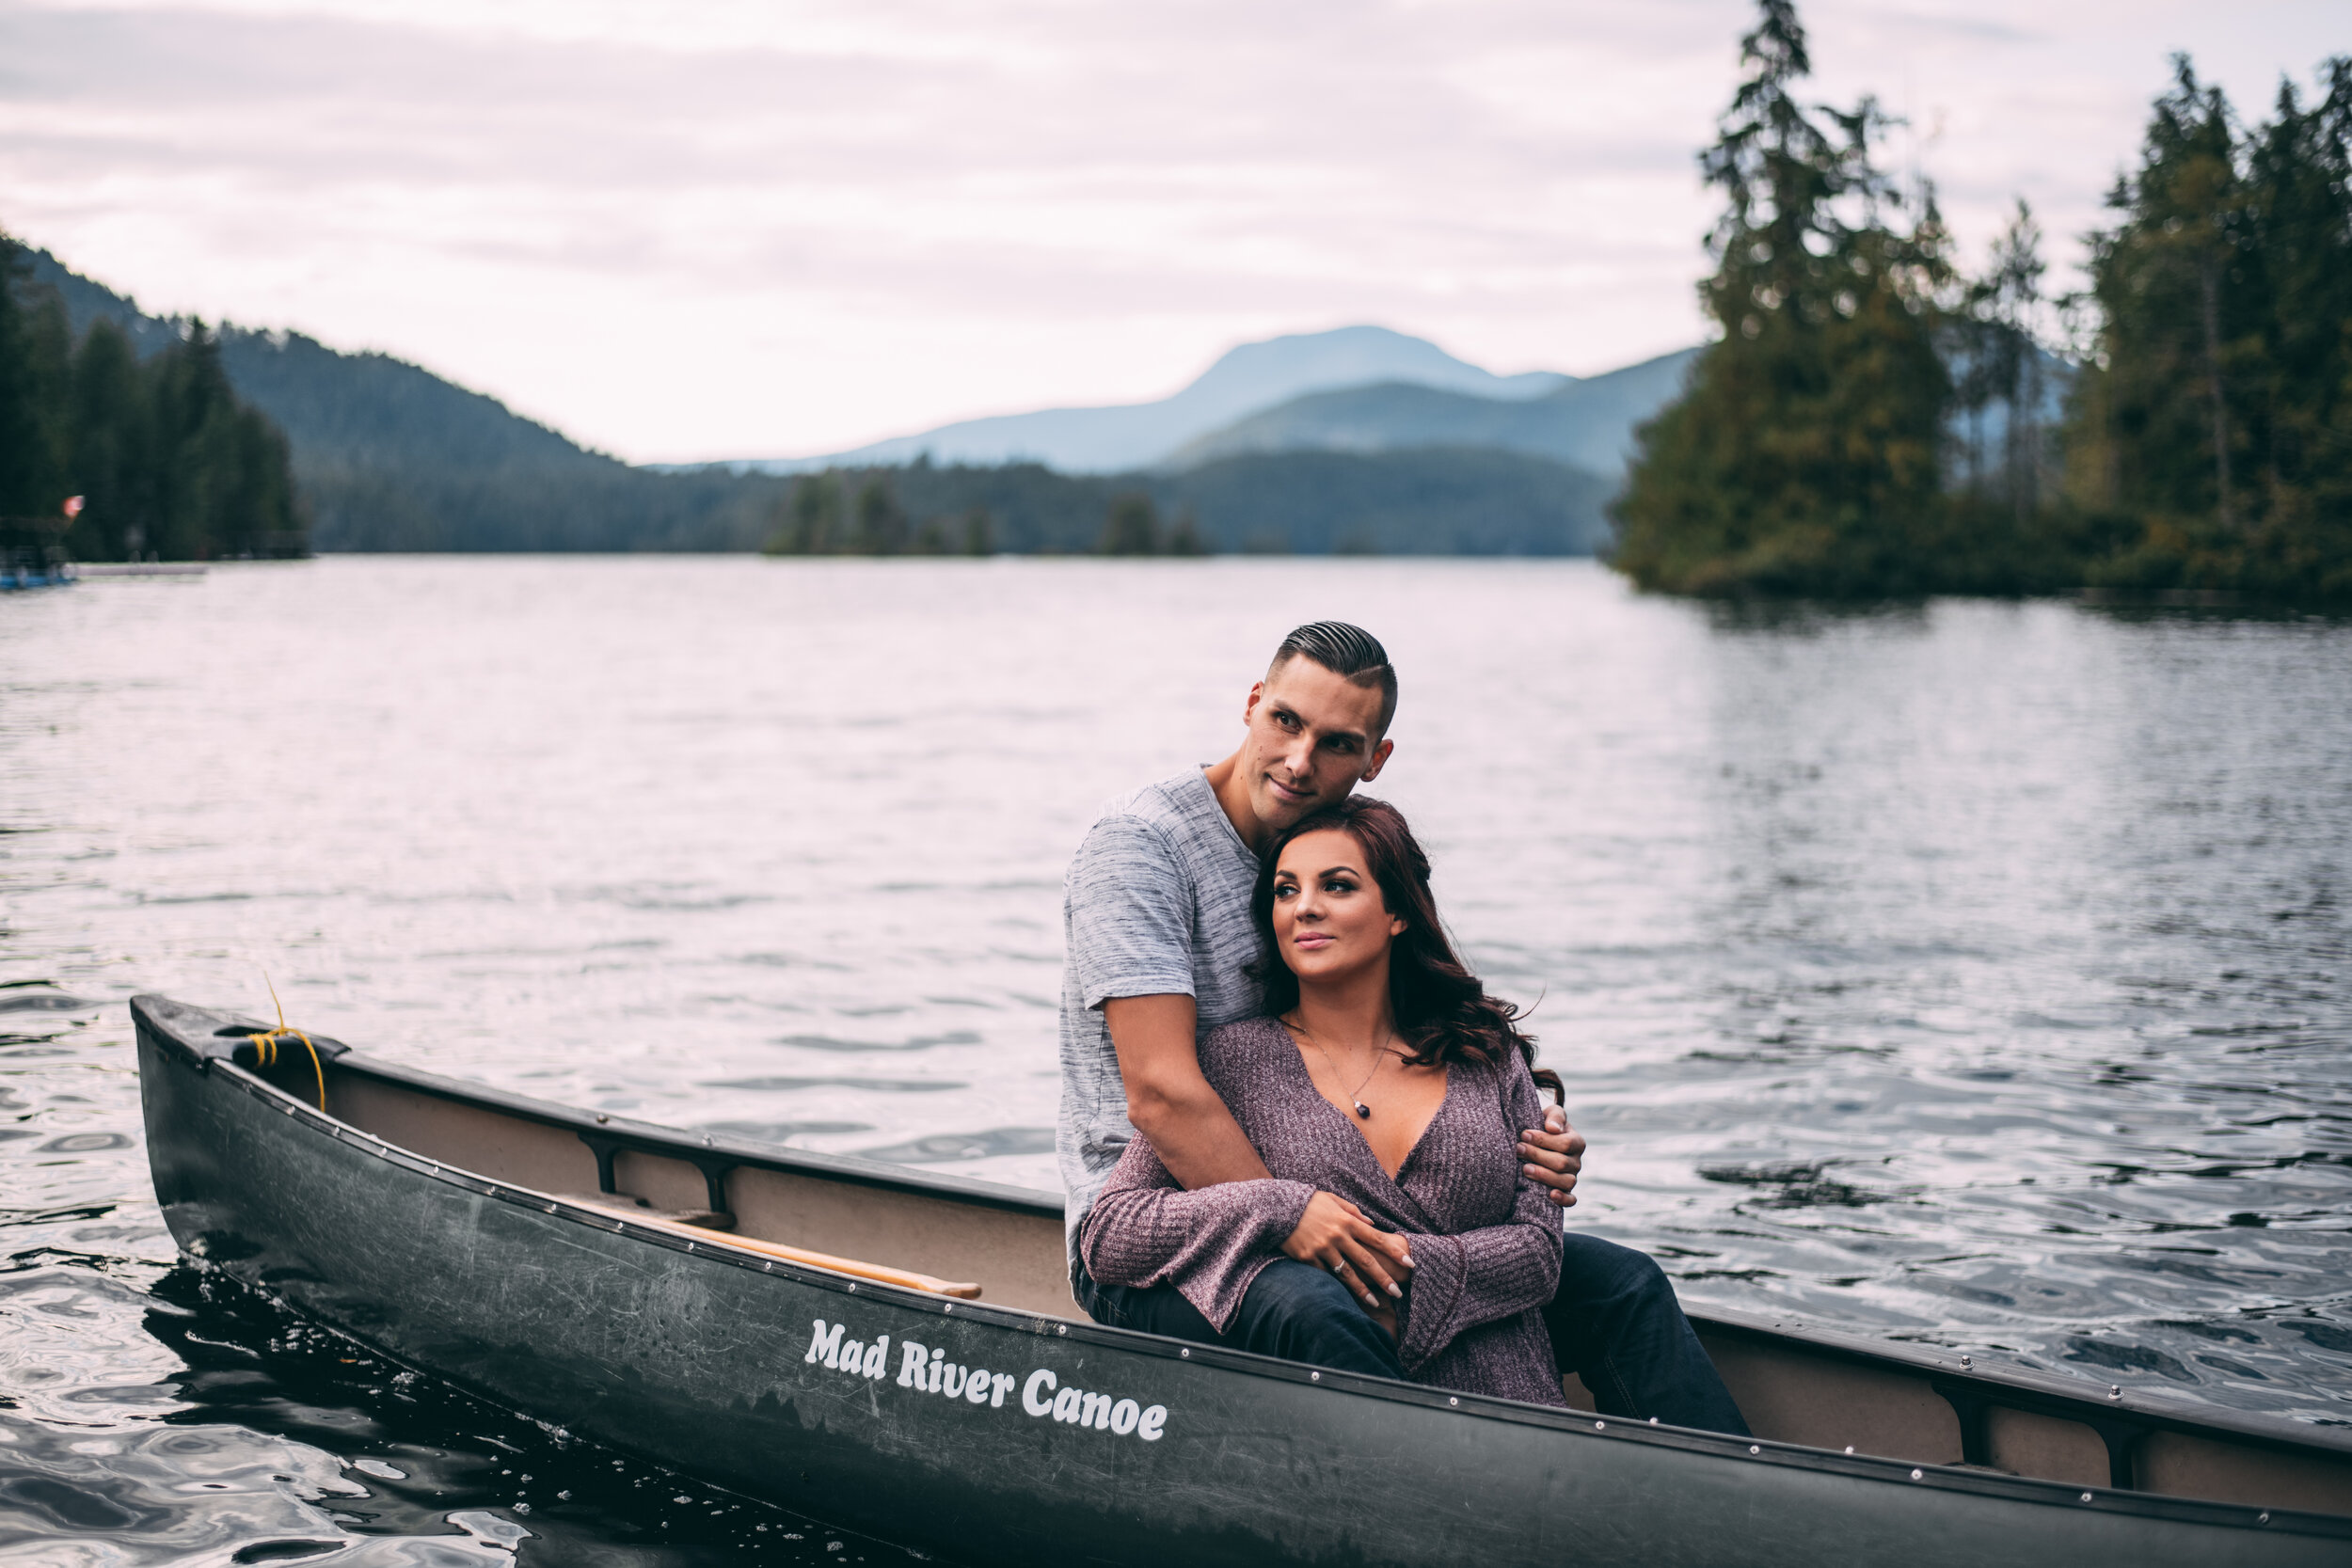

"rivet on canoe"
[2080,1493,2093,1504]
[1311,1372,1320,1382]
[1960,1355,1972,1369]
[596,1115,610,1124]
[1844,1447,1854,1455]
[1448,1397,1458,1407]
[2259,1513,2270,1526]
[1749,1446,1760,1455]
[2108,1386,2122,1399]
[686,1243,694,1252]
[1594,1421,1605,1432]
[848,1283,857,1292]
[1910,1469,1923,1481]
[943,1304,953,1313]
[1055,1323,1064,1335]
[1179,1349,1189,1358]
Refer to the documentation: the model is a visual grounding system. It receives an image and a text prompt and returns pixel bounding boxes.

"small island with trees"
[1613,0,2351,605]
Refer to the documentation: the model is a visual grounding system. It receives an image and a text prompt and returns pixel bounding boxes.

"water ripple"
[2,558,2348,1557]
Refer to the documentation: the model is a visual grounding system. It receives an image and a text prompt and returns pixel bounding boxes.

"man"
[1057,622,1747,1432]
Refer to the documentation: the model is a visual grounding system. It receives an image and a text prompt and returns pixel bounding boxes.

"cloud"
[2,0,2342,460]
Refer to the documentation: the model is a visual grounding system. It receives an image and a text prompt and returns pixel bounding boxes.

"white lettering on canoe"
[813,1320,1167,1440]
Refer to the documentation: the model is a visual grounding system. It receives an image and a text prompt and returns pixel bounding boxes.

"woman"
[1079,796,1567,1406]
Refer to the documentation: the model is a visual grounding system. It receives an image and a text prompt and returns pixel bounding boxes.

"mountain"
[24,247,785,550]
[16,246,1619,556]
[737,325,1572,475]
[1164,347,1701,481]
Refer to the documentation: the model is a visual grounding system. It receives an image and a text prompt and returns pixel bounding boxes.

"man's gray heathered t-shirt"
[1058,766,1266,1267]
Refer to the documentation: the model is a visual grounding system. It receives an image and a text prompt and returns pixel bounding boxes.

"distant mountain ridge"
[1164,349,1700,480]
[17,246,1646,556]
[735,325,1576,475]
[23,247,783,550]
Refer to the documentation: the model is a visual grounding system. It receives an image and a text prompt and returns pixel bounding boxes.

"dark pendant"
[1354,1101,1371,1119]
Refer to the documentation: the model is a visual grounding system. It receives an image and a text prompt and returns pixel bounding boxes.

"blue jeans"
[1545,1232,1750,1435]
[1073,1257,1406,1380]
[1074,1233,1748,1435]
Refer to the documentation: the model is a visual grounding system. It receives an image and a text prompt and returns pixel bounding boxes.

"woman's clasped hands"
[1281,1189,1414,1332]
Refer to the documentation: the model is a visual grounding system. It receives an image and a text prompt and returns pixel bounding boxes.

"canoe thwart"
[558,1193,982,1299]
[578,1128,737,1215]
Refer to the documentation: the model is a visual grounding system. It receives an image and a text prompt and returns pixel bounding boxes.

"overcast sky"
[3,1,2343,463]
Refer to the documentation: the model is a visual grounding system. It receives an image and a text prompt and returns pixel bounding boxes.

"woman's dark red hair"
[1247,796,1563,1103]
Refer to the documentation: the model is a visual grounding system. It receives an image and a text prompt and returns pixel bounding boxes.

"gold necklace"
[1292,1020,1393,1119]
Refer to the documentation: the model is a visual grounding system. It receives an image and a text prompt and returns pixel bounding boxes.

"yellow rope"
[246,974,326,1111]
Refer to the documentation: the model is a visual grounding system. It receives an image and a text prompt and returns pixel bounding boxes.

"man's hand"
[1518,1104,1585,1209]
[1281,1190,1414,1308]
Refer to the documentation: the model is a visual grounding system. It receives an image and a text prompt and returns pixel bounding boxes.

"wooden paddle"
[560,1193,982,1299]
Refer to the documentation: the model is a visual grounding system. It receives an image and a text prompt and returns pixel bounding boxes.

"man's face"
[1236,657,1392,833]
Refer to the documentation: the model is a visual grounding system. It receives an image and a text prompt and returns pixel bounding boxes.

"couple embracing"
[1057,622,1748,1428]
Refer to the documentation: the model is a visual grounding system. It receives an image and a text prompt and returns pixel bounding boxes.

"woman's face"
[1269,828,1406,984]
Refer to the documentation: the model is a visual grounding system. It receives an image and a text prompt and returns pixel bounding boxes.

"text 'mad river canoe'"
[133,995,2352,1566]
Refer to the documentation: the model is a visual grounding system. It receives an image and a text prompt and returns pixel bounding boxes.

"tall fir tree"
[0,238,64,521]
[2073,60,2253,535]
[1611,0,1952,596]
[2068,55,2352,597]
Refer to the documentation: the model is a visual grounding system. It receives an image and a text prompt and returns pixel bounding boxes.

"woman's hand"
[1282,1191,1413,1309]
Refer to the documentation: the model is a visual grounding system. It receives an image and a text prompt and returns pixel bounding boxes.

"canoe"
[133,994,2352,1566]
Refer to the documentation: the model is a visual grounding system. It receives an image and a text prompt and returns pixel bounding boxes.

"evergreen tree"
[851,478,908,554]
[1098,492,1161,555]
[1166,508,1207,556]
[1612,0,1952,596]
[961,507,994,556]
[64,318,153,560]
[2067,55,2352,598]
[2,239,303,561]
[2074,60,2253,533]
[2239,59,2352,583]
[0,238,63,521]
[767,471,844,554]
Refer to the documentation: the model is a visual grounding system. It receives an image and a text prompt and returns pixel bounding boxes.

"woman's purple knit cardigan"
[1079,1016,1565,1407]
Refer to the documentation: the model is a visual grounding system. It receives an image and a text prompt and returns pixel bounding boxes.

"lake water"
[3,556,2348,1562]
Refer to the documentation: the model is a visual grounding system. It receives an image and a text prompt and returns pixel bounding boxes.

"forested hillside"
[0,240,302,562]
[763,448,1613,557]
[14,246,1614,558]
[24,248,787,552]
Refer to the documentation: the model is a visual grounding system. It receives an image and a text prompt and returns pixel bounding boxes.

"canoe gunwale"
[132,994,2352,1544]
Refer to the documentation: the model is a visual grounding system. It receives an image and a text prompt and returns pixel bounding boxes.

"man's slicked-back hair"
[1268,621,1398,736]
